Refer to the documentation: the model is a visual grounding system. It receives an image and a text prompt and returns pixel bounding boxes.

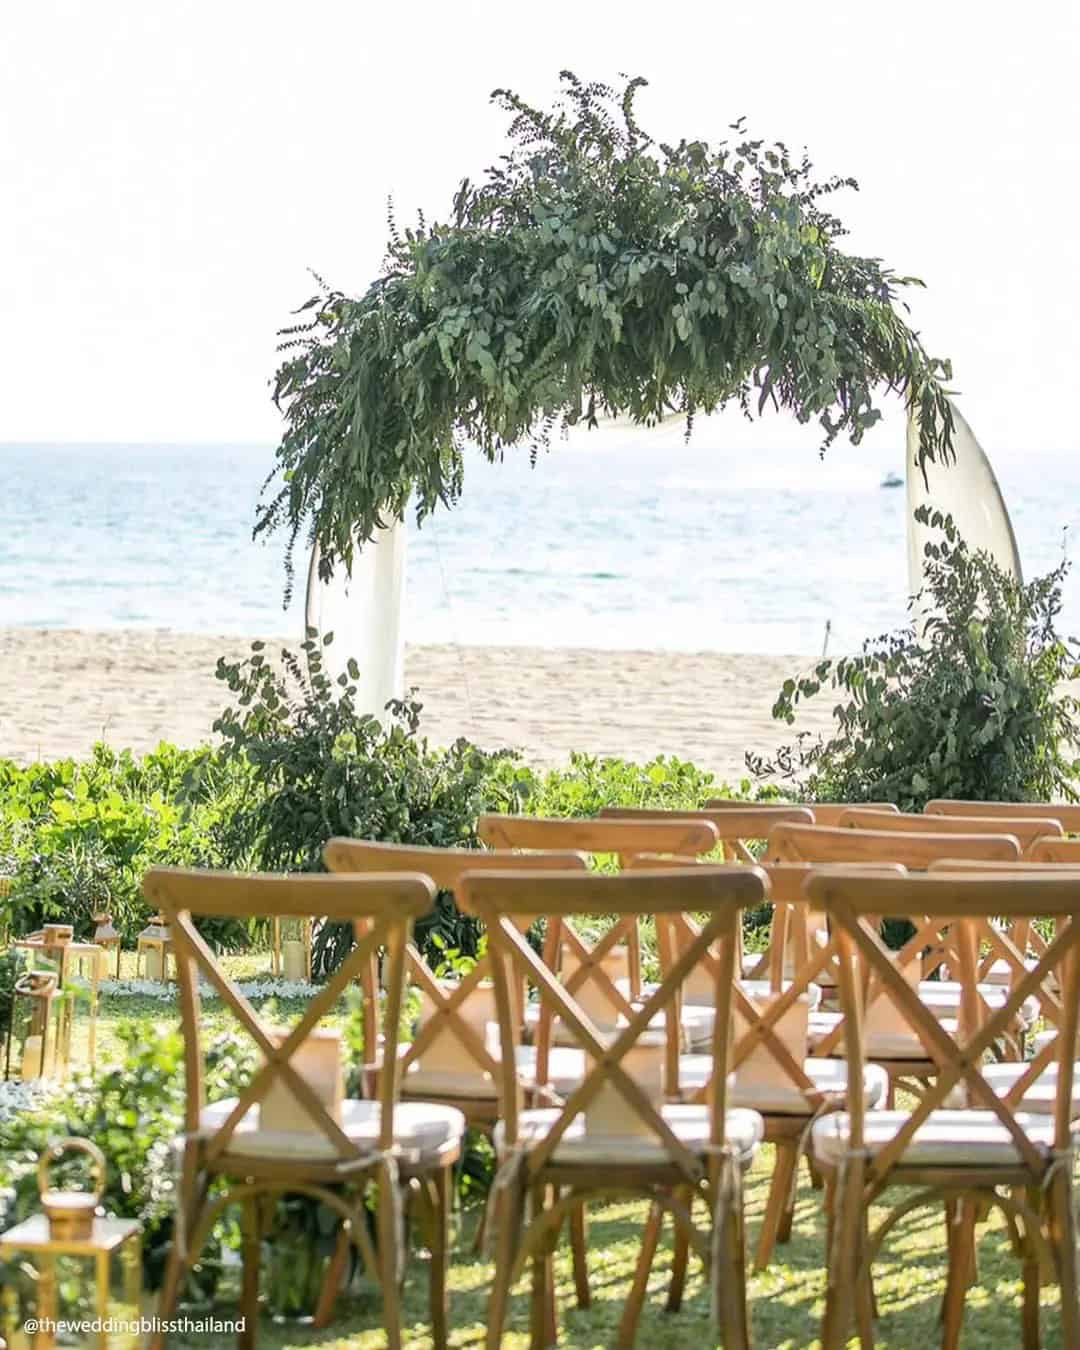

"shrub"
[751,510,1080,809]
[0,744,250,943]
[211,636,521,972]
[485,751,740,817]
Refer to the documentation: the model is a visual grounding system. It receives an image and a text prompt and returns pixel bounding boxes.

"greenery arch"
[257,72,954,590]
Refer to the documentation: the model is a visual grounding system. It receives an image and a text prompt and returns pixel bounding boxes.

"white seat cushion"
[675,1055,888,1114]
[200,1096,465,1160]
[495,1104,764,1168]
[977,1061,1080,1116]
[811,1108,1056,1168]
[981,957,1057,989]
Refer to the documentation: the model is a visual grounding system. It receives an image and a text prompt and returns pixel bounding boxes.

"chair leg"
[715,1167,750,1350]
[239,1196,260,1350]
[378,1165,403,1350]
[755,1140,798,1272]
[617,1200,662,1349]
[154,1241,186,1350]
[820,1158,863,1350]
[569,1195,591,1309]
[854,1214,876,1349]
[941,1198,975,1350]
[806,1152,825,1191]
[312,1227,351,1329]
[528,1182,556,1350]
[1050,1170,1080,1348]
[666,1186,691,1312]
[429,1166,452,1350]
[1021,1247,1040,1350]
[487,1182,524,1350]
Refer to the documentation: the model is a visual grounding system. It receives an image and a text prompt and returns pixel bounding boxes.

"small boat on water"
[880,471,904,489]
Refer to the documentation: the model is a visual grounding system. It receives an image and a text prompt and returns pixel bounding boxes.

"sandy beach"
[0,629,838,783]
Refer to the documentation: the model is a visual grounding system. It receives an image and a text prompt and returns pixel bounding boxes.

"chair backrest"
[459,866,765,1174]
[1028,837,1080,864]
[598,805,813,863]
[806,868,1080,1180]
[143,867,434,1162]
[324,840,589,1090]
[475,815,720,1005]
[767,822,1022,869]
[926,799,1080,833]
[476,814,718,860]
[928,856,1080,1026]
[837,808,1063,852]
[705,799,900,827]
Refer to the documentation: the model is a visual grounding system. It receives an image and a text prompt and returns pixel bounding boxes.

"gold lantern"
[135,915,175,983]
[3,971,65,1082]
[13,927,102,1073]
[272,915,313,983]
[0,1138,142,1350]
[91,912,122,980]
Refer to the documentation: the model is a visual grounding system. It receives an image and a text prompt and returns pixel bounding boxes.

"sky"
[2,0,1078,462]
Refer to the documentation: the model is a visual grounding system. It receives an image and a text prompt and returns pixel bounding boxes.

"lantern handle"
[37,1137,107,1205]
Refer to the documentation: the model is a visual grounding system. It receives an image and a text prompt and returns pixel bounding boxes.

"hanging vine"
[259,71,954,594]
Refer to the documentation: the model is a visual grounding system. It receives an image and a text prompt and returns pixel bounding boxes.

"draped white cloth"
[304,522,407,723]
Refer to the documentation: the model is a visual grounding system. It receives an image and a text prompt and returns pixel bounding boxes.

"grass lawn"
[79,968,1069,1347]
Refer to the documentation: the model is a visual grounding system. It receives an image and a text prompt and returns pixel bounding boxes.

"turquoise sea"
[1,440,1073,656]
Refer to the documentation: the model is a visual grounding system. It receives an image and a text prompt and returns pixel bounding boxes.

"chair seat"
[916,980,1036,1026]
[981,957,1058,990]
[676,1054,888,1113]
[403,1045,587,1101]
[200,1096,466,1160]
[494,1104,764,1168]
[524,1000,716,1050]
[975,1061,1080,1115]
[811,1108,1057,1169]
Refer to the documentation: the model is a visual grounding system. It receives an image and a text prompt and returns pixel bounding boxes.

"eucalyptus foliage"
[751,510,1080,809]
[259,71,954,589]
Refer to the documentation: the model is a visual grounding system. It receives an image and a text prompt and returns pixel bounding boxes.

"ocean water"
[1,439,1074,655]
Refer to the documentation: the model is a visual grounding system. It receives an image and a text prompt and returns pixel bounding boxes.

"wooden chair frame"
[926,799,1080,832]
[145,867,436,1350]
[807,868,1080,1350]
[837,807,1064,854]
[476,815,719,1012]
[768,824,1029,1075]
[705,799,900,827]
[324,838,589,1123]
[460,865,765,1350]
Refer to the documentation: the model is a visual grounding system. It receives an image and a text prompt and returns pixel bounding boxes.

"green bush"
[211,636,522,972]
[485,751,742,817]
[0,744,250,943]
[752,510,1080,809]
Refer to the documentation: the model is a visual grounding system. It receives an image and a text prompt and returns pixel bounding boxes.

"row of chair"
[145,799,1080,1348]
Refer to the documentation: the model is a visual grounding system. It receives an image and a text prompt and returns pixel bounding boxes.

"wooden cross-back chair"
[926,798,1080,833]
[145,866,460,1350]
[459,865,766,1350]
[837,806,1064,855]
[807,868,1080,1350]
[597,806,818,984]
[598,804,813,862]
[928,857,1080,1090]
[705,798,900,827]
[767,824,1029,1086]
[323,838,590,1125]
[630,855,903,1271]
[475,813,719,1036]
